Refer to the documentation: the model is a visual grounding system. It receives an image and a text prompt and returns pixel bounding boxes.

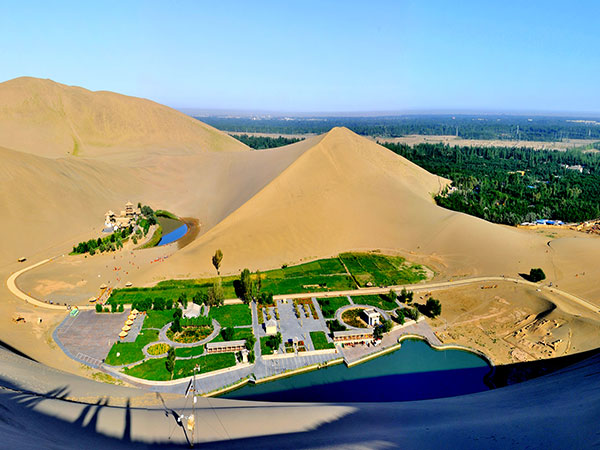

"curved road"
[8,260,600,317]
[6,257,95,311]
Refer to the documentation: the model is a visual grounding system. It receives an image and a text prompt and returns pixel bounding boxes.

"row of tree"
[202,115,600,142]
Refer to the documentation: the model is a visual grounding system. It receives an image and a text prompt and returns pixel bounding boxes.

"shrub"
[165,299,173,310]
[118,304,124,313]
[95,303,102,313]
[111,302,117,313]
[529,268,546,282]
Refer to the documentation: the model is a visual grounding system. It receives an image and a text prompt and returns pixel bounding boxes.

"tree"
[529,268,546,282]
[118,304,124,313]
[172,308,183,319]
[165,346,175,374]
[178,293,188,309]
[170,318,182,334]
[245,334,256,351]
[207,279,224,306]
[193,292,207,305]
[95,303,102,313]
[395,308,405,325]
[212,249,223,275]
[387,288,397,303]
[239,268,255,303]
[266,332,282,351]
[221,327,235,341]
[398,288,413,304]
[110,302,117,313]
[165,299,173,310]
[426,298,442,317]
[153,297,166,311]
[255,270,262,293]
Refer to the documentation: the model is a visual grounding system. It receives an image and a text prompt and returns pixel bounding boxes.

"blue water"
[158,224,188,246]
[220,339,492,402]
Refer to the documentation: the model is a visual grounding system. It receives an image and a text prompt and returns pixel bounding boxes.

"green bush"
[529,268,546,282]
[95,303,102,313]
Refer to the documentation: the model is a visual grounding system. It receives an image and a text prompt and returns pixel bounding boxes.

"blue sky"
[0,1,599,113]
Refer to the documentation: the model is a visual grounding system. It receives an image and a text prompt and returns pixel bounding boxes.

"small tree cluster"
[207,279,224,306]
[265,332,282,352]
[257,291,273,306]
[398,288,414,304]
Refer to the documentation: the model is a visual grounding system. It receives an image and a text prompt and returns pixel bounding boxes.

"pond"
[157,217,188,246]
[219,339,492,402]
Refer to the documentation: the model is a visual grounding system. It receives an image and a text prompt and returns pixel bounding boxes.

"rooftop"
[206,340,246,350]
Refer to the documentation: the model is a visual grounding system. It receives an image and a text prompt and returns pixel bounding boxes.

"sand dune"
[0,77,247,158]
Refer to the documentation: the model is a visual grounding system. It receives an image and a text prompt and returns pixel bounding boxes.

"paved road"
[273,276,600,316]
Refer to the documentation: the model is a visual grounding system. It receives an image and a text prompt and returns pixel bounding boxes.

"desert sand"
[1,77,600,446]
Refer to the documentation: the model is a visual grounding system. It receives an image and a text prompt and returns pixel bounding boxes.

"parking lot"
[53,309,142,367]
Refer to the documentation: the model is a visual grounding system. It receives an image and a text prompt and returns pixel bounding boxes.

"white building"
[362,308,381,327]
[265,318,278,335]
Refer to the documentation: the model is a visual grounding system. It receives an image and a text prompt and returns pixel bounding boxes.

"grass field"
[317,296,350,318]
[105,329,159,366]
[109,252,428,305]
[123,357,171,381]
[352,294,397,310]
[174,345,204,358]
[211,327,254,343]
[173,353,237,379]
[340,252,427,287]
[209,304,252,327]
[142,310,175,329]
[309,331,335,350]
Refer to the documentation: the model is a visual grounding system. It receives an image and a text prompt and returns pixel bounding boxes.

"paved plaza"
[53,309,141,367]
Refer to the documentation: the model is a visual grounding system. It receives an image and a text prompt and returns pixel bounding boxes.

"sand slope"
[0,77,247,158]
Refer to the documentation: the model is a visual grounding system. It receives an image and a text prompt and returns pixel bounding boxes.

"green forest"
[201,115,600,142]
[382,142,600,225]
[232,133,303,149]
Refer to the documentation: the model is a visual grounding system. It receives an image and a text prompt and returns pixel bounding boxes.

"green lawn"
[211,327,254,343]
[340,252,427,287]
[317,296,350,318]
[174,345,205,358]
[123,357,171,381]
[108,252,428,306]
[209,304,252,327]
[309,331,335,350]
[142,310,175,329]
[260,336,275,355]
[351,294,398,311]
[173,353,237,379]
[105,329,159,366]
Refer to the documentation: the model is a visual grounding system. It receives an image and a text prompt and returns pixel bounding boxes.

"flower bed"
[147,343,170,356]
[167,325,213,343]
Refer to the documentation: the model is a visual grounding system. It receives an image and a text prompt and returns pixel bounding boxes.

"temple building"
[104,201,139,232]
